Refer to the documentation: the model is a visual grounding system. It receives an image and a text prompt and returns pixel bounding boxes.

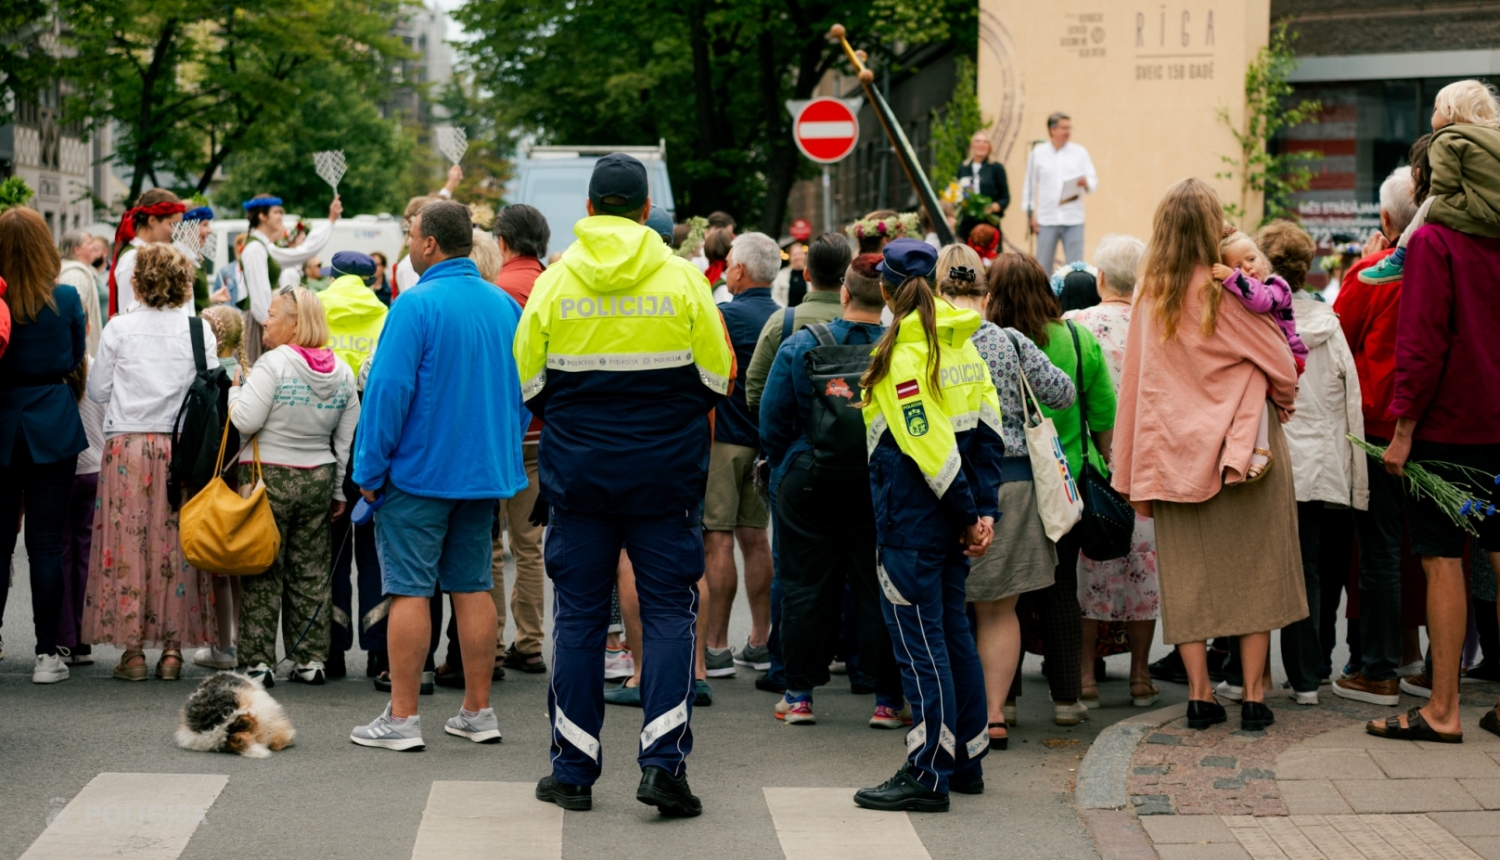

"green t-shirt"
[1037,319,1116,477]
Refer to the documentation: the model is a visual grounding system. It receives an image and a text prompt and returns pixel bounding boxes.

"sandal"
[1080,684,1100,708]
[1245,448,1274,483]
[114,650,148,682]
[987,721,1009,751]
[156,649,184,680]
[1130,678,1161,707]
[1367,707,1462,744]
[1481,707,1500,739]
[502,644,547,674]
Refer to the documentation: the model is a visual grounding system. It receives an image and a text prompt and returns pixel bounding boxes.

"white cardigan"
[1284,295,1369,510]
[88,307,218,437]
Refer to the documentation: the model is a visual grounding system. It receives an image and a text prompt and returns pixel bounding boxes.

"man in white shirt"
[1022,112,1098,271]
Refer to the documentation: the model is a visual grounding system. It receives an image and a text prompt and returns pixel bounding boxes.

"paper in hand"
[1059,174,1087,205]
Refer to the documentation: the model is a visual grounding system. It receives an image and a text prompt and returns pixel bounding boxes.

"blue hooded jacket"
[353,256,529,499]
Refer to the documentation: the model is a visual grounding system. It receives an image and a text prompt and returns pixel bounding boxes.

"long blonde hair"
[860,275,943,400]
[1138,178,1224,338]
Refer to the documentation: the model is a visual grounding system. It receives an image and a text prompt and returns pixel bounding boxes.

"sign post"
[787,96,862,237]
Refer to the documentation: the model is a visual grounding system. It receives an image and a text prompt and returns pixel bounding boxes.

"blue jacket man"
[349,201,528,754]
[514,153,732,817]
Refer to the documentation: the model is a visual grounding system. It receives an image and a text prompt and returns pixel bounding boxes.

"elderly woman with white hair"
[1062,233,1161,708]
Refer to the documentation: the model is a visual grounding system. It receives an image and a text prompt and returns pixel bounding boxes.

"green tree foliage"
[0,2,57,126]
[454,0,975,234]
[59,0,410,203]
[929,56,988,190]
[215,63,418,217]
[1217,21,1322,227]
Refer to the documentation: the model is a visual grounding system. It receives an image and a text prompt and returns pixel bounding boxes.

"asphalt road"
[2,532,1349,860]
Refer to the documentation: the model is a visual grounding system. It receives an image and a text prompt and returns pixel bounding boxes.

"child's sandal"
[1245,448,1273,483]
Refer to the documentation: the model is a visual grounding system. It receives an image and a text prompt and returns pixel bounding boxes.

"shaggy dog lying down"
[176,672,295,758]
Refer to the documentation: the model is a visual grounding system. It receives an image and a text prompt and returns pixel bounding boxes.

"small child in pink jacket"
[1213,230,1306,482]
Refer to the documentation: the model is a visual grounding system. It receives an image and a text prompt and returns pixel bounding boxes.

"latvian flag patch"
[895,379,920,399]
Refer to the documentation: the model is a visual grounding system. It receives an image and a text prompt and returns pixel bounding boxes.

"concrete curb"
[1075,702,1187,810]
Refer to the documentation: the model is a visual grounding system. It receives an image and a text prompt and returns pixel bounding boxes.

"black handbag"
[1068,321,1135,561]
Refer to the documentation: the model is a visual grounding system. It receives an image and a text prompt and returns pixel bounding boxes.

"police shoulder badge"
[902,402,929,437]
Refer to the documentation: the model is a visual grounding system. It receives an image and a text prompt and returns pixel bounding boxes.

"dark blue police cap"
[876,238,939,287]
[321,250,377,283]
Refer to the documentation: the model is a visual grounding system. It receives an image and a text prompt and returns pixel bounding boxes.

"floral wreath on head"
[674,215,709,259]
[845,212,920,242]
[1050,261,1098,296]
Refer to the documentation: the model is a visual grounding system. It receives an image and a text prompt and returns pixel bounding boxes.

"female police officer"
[855,239,1003,813]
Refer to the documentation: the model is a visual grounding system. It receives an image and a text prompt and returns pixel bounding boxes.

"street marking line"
[20,772,228,860]
[410,782,563,860]
[763,787,932,860]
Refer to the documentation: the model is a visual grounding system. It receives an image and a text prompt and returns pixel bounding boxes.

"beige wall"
[978,1,1270,261]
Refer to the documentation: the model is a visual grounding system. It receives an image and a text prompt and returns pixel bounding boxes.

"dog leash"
[271,513,354,672]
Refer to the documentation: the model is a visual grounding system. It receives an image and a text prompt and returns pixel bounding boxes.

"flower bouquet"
[1349,435,1495,536]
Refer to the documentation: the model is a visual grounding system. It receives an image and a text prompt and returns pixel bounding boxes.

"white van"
[509,141,674,255]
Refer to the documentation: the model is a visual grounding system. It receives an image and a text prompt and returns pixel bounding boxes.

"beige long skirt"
[1152,414,1309,645]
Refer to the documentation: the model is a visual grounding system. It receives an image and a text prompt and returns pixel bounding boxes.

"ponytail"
[860,275,943,401]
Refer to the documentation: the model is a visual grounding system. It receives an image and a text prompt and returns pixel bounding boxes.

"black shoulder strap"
[780,308,796,344]
[807,322,837,348]
[188,315,207,373]
[1068,320,1091,455]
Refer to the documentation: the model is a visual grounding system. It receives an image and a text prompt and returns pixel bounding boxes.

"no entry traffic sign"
[791,97,860,164]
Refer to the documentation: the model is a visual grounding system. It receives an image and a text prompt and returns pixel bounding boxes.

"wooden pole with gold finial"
[827,24,956,247]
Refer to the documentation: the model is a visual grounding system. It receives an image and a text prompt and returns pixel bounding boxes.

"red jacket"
[1391,223,1500,444]
[1334,247,1400,438]
[498,255,546,444]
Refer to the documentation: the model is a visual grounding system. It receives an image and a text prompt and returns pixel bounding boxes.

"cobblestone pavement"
[1103,682,1500,859]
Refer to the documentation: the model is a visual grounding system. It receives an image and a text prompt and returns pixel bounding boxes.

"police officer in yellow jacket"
[855,239,1003,813]
[515,154,733,817]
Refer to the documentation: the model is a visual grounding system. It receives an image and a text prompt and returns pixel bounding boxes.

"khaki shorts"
[702,441,769,531]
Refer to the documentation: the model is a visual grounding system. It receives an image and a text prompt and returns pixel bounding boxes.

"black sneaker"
[637,766,702,817]
[536,775,592,811]
[755,672,787,694]
[1148,650,1189,685]
[853,764,949,813]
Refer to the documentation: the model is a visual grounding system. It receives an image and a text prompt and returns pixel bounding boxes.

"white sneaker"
[1215,680,1244,702]
[1396,660,1425,678]
[1287,687,1318,706]
[247,662,276,689]
[604,648,635,681]
[291,661,326,685]
[1053,700,1088,726]
[194,646,238,670]
[33,653,69,684]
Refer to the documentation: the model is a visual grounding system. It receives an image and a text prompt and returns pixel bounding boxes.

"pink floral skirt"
[1077,514,1161,622]
[81,433,218,649]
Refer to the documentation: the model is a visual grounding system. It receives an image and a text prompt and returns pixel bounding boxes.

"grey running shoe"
[351,703,425,751]
[445,707,502,744]
[734,639,771,671]
[705,647,736,678]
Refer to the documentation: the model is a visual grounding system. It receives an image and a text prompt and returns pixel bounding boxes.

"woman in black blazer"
[957,132,1010,245]
[0,207,89,683]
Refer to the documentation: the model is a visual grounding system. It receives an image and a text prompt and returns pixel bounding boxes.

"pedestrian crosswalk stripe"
[763,787,934,860]
[410,782,562,860]
[20,772,227,860]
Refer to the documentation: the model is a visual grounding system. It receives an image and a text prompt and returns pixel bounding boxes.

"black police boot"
[536,775,592,811]
[949,767,985,795]
[326,650,347,679]
[637,766,702,817]
[853,764,950,813]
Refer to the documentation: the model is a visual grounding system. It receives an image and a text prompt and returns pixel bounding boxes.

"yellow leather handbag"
[179,417,280,576]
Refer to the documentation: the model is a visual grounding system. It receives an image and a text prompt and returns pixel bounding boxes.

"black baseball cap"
[588,153,649,211]
[321,250,378,285]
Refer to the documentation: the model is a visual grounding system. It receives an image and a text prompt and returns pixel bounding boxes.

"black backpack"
[169,316,236,508]
[802,323,877,480]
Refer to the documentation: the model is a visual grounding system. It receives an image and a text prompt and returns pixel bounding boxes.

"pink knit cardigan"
[1111,265,1299,504]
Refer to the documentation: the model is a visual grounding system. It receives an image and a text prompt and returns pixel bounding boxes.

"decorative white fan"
[313,150,347,197]
[437,126,469,166]
[172,219,205,261]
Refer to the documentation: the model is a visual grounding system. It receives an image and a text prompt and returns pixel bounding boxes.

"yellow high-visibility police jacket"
[514,214,733,517]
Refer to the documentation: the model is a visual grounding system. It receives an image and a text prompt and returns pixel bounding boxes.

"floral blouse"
[970,320,1076,457]
[1063,302,1130,389]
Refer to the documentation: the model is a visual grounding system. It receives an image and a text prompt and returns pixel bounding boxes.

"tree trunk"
[127,18,179,202]
[758,37,826,237]
[686,0,722,215]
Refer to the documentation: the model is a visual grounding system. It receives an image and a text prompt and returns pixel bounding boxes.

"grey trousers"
[1035,223,1085,271]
